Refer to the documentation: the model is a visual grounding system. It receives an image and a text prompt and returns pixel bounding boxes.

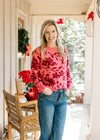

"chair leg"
[20,129,24,140]
[34,131,38,140]
[8,123,12,140]
[25,110,28,116]
[24,134,27,140]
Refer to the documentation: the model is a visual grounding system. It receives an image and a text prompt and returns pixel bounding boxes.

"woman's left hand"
[65,89,70,96]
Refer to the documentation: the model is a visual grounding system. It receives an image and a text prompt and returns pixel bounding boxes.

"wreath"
[18,29,29,54]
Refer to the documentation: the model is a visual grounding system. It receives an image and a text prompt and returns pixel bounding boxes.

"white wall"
[90,0,100,139]
[84,0,94,105]
[0,0,16,135]
[0,0,4,136]
[0,0,30,137]
[84,36,92,104]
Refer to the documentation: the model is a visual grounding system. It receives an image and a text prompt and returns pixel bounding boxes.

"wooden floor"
[2,103,90,140]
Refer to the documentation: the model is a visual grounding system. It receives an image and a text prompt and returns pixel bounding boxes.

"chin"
[48,40,56,43]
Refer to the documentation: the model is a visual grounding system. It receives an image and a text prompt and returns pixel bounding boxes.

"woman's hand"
[65,89,70,96]
[43,87,52,95]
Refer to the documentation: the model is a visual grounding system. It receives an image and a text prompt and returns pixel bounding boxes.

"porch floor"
[62,103,90,140]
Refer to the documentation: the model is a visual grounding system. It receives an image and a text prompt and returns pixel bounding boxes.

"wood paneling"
[0,0,30,136]
[10,0,16,94]
[0,0,4,133]
[5,0,11,92]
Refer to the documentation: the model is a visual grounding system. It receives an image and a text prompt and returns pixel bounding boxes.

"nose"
[49,32,52,37]
[48,31,53,35]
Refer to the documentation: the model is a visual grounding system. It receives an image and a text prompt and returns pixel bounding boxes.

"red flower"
[56,18,64,24]
[87,11,94,20]
[18,70,32,83]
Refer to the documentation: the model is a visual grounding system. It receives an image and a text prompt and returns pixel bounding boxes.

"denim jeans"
[38,89,67,140]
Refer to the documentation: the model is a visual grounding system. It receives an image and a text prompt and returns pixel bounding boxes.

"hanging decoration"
[85,11,94,37]
[56,18,64,24]
[18,17,24,29]
[87,11,94,20]
[24,44,32,62]
[18,28,32,55]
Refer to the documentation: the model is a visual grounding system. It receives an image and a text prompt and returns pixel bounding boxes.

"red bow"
[24,44,32,63]
[56,18,64,24]
[87,11,94,20]
[25,86,38,101]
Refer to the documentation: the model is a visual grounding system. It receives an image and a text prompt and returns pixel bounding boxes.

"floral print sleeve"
[64,46,72,91]
[30,47,46,93]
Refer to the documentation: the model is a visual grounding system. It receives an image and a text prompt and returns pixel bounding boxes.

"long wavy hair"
[40,19,67,62]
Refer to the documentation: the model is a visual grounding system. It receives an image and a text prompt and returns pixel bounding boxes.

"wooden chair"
[15,78,26,96]
[3,90,40,140]
[15,78,38,114]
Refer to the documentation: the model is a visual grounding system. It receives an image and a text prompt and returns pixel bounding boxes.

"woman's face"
[44,25,58,45]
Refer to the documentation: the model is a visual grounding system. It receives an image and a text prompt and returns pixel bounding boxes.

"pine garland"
[18,29,29,54]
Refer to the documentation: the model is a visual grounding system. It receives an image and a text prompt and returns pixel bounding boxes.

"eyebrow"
[45,29,56,32]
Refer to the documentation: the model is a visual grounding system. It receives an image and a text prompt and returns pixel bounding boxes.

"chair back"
[15,78,27,101]
[3,90,23,126]
[15,78,25,93]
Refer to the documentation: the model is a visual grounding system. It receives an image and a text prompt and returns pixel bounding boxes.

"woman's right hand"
[43,87,52,95]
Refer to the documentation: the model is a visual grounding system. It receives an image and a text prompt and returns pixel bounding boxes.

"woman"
[30,19,72,140]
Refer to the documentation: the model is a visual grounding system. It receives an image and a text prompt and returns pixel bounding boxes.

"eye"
[52,30,55,33]
[45,31,49,34]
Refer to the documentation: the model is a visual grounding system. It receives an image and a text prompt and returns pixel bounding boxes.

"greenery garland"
[18,29,29,54]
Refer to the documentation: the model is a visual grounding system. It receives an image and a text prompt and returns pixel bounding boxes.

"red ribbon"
[56,18,64,24]
[25,86,38,101]
[24,44,32,63]
[87,11,94,21]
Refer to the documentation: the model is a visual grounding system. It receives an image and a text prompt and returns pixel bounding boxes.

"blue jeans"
[38,89,67,140]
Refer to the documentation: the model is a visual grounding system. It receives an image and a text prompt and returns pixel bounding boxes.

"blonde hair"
[40,19,67,62]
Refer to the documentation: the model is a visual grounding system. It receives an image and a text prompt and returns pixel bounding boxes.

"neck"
[46,43,56,48]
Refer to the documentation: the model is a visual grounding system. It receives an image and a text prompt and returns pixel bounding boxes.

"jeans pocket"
[63,90,67,97]
[38,93,44,99]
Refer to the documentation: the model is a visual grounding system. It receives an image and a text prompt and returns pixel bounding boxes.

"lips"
[48,37,55,40]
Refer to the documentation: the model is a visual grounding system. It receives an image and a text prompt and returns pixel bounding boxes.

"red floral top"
[30,46,72,93]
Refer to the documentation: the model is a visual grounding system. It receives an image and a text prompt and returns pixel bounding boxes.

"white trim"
[89,138,100,140]
[17,8,27,17]
[16,8,27,73]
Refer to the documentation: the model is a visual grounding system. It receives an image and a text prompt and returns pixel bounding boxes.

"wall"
[0,0,4,137]
[84,0,94,104]
[86,0,100,139]
[85,36,92,104]
[0,0,30,137]
[90,0,100,138]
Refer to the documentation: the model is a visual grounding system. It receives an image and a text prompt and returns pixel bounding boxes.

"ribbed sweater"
[30,46,72,93]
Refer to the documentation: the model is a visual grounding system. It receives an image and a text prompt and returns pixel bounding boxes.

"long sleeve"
[30,47,46,93]
[64,46,72,91]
